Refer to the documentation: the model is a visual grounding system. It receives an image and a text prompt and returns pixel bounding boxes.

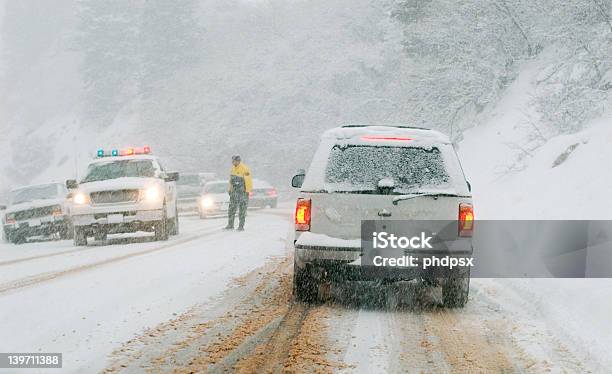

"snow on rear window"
[324,145,450,193]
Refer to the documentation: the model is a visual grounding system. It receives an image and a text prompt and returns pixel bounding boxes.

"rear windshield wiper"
[392,192,462,205]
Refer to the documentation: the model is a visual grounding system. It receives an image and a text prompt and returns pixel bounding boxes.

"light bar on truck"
[96,146,151,158]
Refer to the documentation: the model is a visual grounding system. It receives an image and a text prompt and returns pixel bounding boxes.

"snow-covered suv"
[67,148,179,245]
[291,125,474,307]
[3,183,73,244]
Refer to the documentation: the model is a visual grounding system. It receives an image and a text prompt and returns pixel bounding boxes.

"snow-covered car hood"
[6,197,66,214]
[77,177,163,193]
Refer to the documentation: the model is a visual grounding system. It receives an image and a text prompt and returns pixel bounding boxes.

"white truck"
[2,183,73,244]
[67,147,179,246]
[291,125,474,307]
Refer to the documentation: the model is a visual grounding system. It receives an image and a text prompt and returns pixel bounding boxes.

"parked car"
[290,125,474,307]
[176,173,205,213]
[248,179,278,208]
[2,182,73,244]
[198,180,230,219]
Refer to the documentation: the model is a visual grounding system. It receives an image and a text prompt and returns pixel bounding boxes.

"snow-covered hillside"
[459,52,612,219]
[459,53,612,371]
[2,0,610,200]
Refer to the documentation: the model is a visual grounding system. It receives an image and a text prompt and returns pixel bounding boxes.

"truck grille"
[13,205,61,221]
[90,190,139,204]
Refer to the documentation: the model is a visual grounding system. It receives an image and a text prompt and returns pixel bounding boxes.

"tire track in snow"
[100,251,576,373]
[0,225,225,295]
[103,254,346,373]
[0,246,99,267]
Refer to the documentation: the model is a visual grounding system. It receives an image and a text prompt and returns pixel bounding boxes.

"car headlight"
[73,192,89,205]
[142,186,161,201]
[201,197,214,208]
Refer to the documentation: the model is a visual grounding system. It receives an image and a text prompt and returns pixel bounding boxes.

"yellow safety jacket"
[229,163,253,193]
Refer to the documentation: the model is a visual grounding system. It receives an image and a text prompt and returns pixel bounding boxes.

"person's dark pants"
[227,192,249,229]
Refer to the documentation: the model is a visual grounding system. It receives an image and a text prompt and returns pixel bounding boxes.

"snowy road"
[1,209,609,373]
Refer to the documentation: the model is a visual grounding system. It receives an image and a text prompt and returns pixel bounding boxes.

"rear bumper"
[295,242,473,281]
[4,216,71,237]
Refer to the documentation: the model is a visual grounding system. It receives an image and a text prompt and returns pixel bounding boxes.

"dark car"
[248,179,278,208]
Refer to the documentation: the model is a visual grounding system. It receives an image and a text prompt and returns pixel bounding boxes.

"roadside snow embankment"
[458,53,612,371]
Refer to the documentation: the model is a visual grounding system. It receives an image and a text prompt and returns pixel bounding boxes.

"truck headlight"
[201,197,214,208]
[142,186,161,201]
[73,192,89,205]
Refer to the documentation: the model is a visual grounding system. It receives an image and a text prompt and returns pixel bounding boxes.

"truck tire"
[154,207,169,241]
[59,222,74,240]
[74,227,87,246]
[293,262,319,303]
[442,268,470,308]
[11,233,26,245]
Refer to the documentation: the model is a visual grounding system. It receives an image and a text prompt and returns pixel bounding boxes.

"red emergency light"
[97,146,151,158]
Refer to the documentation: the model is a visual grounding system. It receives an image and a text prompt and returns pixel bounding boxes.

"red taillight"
[248,191,253,198]
[267,189,277,196]
[295,198,311,231]
[361,135,413,142]
[6,218,16,225]
[458,203,474,237]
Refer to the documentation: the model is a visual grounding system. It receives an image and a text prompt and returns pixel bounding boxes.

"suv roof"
[341,124,431,130]
[324,125,451,145]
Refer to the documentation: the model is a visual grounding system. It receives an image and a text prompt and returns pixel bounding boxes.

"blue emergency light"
[96,146,151,158]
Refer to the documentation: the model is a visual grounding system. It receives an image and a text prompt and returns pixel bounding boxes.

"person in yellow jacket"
[225,155,253,231]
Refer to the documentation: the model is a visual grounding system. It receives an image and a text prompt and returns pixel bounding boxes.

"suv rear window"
[324,145,449,193]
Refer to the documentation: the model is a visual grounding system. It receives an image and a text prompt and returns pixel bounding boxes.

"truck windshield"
[324,145,450,193]
[82,160,156,183]
[10,184,61,204]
